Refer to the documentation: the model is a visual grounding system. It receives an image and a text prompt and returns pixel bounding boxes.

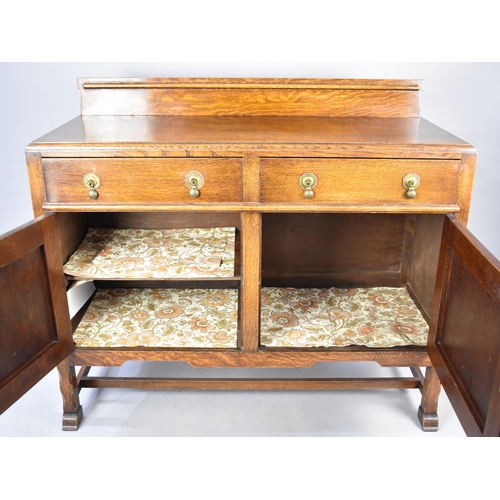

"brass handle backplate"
[299,172,318,199]
[403,173,420,199]
[83,173,101,200]
[185,171,204,198]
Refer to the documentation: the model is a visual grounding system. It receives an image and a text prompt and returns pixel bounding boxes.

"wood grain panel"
[439,254,500,430]
[428,216,500,436]
[78,78,421,117]
[243,155,260,202]
[455,151,477,224]
[239,212,261,352]
[262,213,406,285]
[26,151,46,217]
[260,158,460,206]
[42,158,243,204]
[0,215,73,415]
[28,116,470,159]
[0,248,57,382]
[69,347,430,368]
[407,214,445,322]
[85,212,241,230]
[55,213,87,263]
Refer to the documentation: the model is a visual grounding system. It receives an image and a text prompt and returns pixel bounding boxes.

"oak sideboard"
[1,78,499,436]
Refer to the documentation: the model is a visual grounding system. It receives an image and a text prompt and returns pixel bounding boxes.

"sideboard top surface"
[28,116,472,153]
[26,78,473,156]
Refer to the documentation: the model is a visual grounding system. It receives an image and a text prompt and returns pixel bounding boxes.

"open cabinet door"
[428,215,500,437]
[0,214,73,414]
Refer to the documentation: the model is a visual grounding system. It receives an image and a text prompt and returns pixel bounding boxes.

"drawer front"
[260,159,460,205]
[42,158,243,204]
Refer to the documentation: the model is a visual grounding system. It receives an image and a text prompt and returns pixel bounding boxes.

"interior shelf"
[260,287,428,348]
[63,227,236,280]
[73,288,239,348]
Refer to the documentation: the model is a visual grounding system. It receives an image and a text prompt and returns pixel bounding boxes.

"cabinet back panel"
[85,212,241,230]
[262,214,406,287]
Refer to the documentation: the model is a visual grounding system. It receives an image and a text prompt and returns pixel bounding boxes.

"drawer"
[42,158,243,204]
[260,159,461,205]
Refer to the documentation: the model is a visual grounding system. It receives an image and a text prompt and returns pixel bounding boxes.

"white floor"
[0,361,466,437]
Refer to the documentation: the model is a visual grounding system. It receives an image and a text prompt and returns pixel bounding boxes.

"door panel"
[428,215,500,437]
[0,215,73,414]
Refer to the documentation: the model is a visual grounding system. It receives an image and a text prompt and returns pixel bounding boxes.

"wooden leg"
[57,359,83,431]
[418,366,440,432]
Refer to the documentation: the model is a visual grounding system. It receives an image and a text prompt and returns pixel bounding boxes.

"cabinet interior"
[262,213,445,324]
[56,211,445,350]
[58,212,242,349]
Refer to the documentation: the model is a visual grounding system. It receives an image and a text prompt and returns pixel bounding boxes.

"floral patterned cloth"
[63,227,235,279]
[261,287,428,348]
[74,285,427,350]
[73,288,238,348]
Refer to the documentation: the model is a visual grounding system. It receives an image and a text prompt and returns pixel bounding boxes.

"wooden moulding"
[78,78,422,118]
[68,348,431,369]
[78,78,423,90]
[41,202,462,214]
[32,146,467,160]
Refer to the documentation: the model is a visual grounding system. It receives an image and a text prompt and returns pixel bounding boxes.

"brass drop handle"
[185,171,204,199]
[83,173,101,200]
[299,173,318,199]
[403,173,420,199]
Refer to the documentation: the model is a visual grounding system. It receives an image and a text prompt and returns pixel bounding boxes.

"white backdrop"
[1,62,499,258]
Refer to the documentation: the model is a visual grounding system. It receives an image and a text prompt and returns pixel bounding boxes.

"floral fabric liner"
[261,287,428,348]
[74,286,427,350]
[73,288,238,348]
[63,227,235,279]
